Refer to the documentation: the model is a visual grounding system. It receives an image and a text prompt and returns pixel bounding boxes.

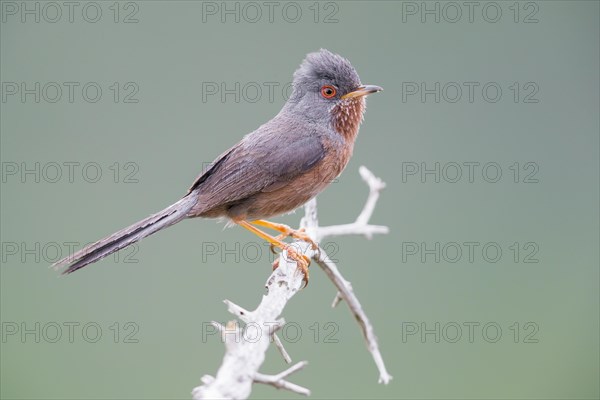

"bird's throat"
[331,98,366,142]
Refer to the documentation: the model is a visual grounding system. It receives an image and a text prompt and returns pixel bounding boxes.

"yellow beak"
[341,85,383,100]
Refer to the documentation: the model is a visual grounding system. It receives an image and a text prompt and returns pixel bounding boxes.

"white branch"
[314,166,389,240]
[192,166,391,399]
[254,361,311,396]
[192,252,306,400]
[273,333,292,364]
[313,251,392,384]
[301,166,393,384]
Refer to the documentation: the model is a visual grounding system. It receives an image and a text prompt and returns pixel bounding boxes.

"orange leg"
[251,220,318,250]
[236,220,310,287]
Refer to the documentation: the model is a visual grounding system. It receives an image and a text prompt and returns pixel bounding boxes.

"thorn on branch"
[224,299,254,322]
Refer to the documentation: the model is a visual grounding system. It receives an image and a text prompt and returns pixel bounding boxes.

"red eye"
[320,85,337,99]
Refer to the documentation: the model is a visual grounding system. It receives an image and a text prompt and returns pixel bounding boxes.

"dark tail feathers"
[53,195,197,274]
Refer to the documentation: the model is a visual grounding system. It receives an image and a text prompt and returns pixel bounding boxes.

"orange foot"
[236,220,311,288]
[252,220,319,251]
[271,245,310,287]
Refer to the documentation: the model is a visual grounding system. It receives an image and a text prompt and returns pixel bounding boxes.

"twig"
[273,333,292,364]
[314,166,389,240]
[254,361,311,396]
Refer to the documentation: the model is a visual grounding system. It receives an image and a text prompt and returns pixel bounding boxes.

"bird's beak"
[341,85,383,100]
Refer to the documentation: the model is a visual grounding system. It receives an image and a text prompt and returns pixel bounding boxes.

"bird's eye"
[320,85,337,99]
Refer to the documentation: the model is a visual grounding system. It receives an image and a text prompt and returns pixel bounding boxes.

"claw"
[285,246,311,288]
[237,220,312,288]
[288,228,319,251]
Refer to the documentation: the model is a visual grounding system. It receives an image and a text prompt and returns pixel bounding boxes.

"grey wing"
[193,126,325,208]
[187,145,238,194]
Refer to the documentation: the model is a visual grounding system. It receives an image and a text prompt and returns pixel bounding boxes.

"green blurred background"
[1,1,598,399]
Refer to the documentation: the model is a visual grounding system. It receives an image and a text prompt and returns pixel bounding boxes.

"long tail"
[53,195,198,274]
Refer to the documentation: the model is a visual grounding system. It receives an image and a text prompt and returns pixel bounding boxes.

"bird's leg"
[268,233,288,255]
[251,219,319,251]
[236,220,310,287]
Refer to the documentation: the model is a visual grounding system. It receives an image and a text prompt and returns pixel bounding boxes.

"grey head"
[283,49,382,134]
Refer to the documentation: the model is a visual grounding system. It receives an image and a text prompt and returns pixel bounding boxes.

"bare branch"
[192,251,306,399]
[314,166,389,240]
[273,333,292,364]
[302,166,393,384]
[313,250,392,384]
[224,299,253,322]
[192,166,391,399]
[331,279,353,308]
[355,166,386,225]
[254,361,311,396]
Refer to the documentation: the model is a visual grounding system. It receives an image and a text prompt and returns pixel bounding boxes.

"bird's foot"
[271,245,310,288]
[287,227,319,251]
[269,233,288,254]
[285,246,311,288]
[236,220,310,288]
[254,220,318,251]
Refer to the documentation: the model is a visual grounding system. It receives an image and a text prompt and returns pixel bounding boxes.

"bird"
[53,49,382,286]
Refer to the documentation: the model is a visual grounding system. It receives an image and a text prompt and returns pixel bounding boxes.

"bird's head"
[285,49,382,140]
